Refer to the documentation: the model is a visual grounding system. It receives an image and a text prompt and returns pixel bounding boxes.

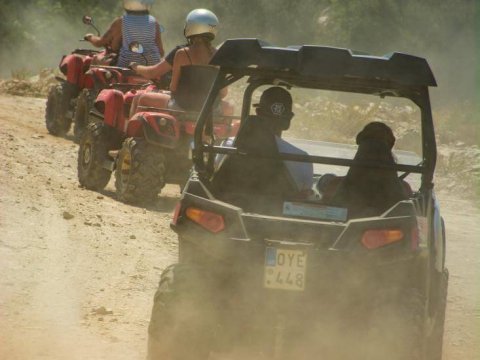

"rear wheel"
[426,269,448,360]
[73,89,95,143]
[147,264,215,360]
[45,83,74,136]
[115,138,166,203]
[77,122,112,190]
[364,288,426,360]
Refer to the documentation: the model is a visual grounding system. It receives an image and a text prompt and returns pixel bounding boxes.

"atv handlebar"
[109,82,151,90]
[90,65,137,77]
[73,48,101,56]
[137,105,239,122]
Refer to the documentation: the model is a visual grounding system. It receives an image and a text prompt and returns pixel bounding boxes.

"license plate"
[264,247,307,291]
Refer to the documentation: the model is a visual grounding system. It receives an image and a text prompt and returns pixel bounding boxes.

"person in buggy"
[326,121,413,218]
[214,86,314,203]
[129,8,232,116]
[84,0,165,67]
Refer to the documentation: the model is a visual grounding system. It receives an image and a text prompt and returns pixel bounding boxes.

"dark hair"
[356,121,396,149]
[331,134,407,218]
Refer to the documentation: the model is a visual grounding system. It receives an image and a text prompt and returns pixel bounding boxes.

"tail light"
[186,207,225,233]
[361,229,404,249]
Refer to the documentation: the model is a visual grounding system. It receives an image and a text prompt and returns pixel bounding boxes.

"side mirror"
[82,15,93,25]
[82,15,100,36]
[129,41,144,54]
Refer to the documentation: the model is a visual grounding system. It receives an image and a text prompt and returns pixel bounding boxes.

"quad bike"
[72,61,152,143]
[45,15,150,142]
[71,42,158,142]
[147,39,448,360]
[77,64,239,203]
[45,15,109,138]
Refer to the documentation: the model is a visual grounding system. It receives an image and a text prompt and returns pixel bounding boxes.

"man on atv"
[84,0,165,67]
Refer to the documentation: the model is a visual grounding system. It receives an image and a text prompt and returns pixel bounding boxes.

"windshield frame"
[193,68,436,191]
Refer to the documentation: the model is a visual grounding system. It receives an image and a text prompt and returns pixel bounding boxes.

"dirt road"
[0,94,478,359]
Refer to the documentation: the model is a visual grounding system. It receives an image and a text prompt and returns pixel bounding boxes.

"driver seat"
[211,115,296,211]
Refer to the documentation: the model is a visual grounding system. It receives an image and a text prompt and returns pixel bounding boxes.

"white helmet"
[184,9,219,40]
[123,0,154,11]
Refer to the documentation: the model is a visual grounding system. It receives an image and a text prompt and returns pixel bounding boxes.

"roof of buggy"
[210,39,437,91]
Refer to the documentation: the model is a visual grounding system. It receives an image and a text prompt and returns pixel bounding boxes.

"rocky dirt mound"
[437,144,480,198]
[0,68,58,97]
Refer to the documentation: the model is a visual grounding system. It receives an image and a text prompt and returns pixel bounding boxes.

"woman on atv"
[129,8,231,115]
[84,0,165,67]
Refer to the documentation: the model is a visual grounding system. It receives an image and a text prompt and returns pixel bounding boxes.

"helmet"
[123,0,154,11]
[184,9,219,40]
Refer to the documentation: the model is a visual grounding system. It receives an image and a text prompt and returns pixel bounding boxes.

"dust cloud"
[0,1,478,359]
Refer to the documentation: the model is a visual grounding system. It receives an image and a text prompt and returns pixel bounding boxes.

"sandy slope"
[0,94,478,359]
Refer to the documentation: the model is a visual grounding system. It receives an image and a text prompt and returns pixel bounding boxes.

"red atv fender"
[126,112,180,148]
[80,56,95,89]
[60,54,86,86]
[94,89,126,131]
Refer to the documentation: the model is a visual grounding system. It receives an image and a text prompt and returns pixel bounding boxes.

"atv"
[45,15,108,138]
[77,64,239,203]
[147,39,448,360]
[45,15,149,142]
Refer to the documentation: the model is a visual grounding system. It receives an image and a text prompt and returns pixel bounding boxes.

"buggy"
[147,39,448,360]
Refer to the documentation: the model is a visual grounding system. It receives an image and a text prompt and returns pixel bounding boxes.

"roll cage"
[193,39,437,190]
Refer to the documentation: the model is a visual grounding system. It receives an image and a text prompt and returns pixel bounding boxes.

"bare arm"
[155,23,165,58]
[220,86,228,99]
[131,60,172,79]
[85,18,122,50]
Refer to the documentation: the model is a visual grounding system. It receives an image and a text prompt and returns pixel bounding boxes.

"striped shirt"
[118,14,161,67]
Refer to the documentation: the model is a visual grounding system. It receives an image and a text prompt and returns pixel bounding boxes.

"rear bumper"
[177,229,427,300]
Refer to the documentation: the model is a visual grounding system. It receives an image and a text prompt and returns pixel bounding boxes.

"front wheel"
[147,264,215,360]
[115,138,166,203]
[77,122,112,190]
[45,83,74,136]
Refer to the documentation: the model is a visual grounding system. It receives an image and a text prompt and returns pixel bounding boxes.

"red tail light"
[185,207,225,233]
[361,229,404,249]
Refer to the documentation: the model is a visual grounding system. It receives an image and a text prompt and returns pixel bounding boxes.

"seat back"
[174,65,219,111]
